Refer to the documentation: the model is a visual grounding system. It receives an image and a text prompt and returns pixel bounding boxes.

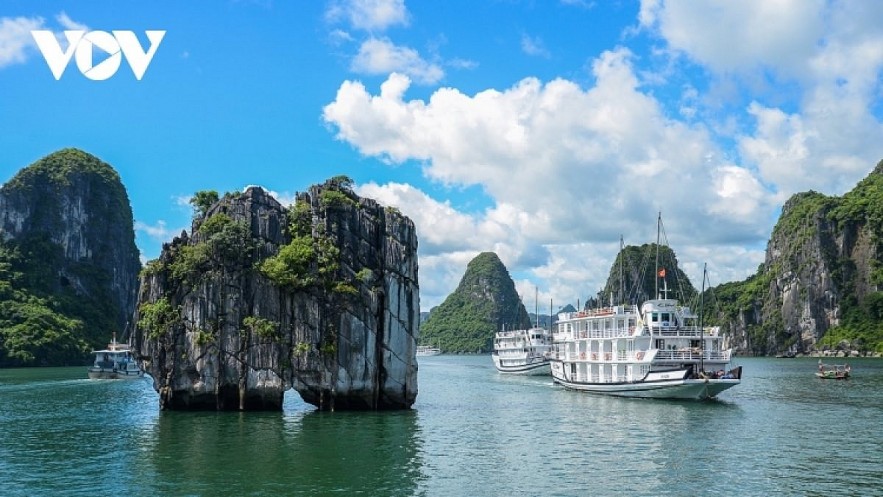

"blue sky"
[2,1,883,310]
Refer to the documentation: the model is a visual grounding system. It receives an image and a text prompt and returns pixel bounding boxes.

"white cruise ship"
[492,326,552,375]
[416,345,441,357]
[549,299,741,399]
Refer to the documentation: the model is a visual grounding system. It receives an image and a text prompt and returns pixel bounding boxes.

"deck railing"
[654,350,730,361]
[573,373,628,383]
[550,349,730,362]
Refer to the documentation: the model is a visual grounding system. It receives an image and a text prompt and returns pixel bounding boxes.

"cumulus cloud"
[642,0,883,197]
[639,0,824,75]
[0,16,44,68]
[326,46,780,307]
[325,51,773,245]
[350,37,443,85]
[323,1,883,308]
[0,12,90,69]
[326,0,409,32]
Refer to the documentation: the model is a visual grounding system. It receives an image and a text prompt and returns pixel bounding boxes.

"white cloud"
[324,52,775,246]
[266,189,298,207]
[708,164,771,226]
[135,220,175,242]
[328,28,354,46]
[642,0,883,197]
[350,37,443,85]
[0,12,90,69]
[55,11,88,32]
[327,47,781,307]
[521,33,550,58]
[323,1,883,309]
[447,57,478,70]
[639,0,824,75]
[0,16,44,68]
[327,0,409,32]
[174,194,193,208]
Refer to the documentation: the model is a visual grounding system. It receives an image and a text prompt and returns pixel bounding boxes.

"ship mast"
[619,235,624,305]
[699,262,706,374]
[655,212,661,299]
[535,286,539,328]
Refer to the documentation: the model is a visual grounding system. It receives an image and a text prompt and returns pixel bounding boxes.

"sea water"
[1,356,881,496]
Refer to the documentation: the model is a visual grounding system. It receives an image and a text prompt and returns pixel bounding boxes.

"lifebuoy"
[580,352,586,360]
[636,351,645,361]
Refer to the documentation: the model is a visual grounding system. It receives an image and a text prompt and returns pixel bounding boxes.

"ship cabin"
[552,299,732,378]
[640,299,731,371]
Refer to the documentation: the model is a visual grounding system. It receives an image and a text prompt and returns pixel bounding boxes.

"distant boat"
[88,334,144,380]
[816,360,850,379]
[491,326,552,375]
[416,345,441,357]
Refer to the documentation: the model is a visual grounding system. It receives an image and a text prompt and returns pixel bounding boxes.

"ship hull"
[492,355,551,375]
[550,362,740,399]
[87,369,144,380]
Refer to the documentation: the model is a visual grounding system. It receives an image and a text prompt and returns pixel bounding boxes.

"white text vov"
[30,30,165,80]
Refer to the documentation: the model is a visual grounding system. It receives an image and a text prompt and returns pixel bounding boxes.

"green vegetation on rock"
[699,160,883,355]
[0,149,140,366]
[138,297,181,340]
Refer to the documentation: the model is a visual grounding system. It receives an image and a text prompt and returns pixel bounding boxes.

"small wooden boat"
[816,360,850,379]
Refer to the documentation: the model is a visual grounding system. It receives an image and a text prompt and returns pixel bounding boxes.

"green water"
[1,357,882,496]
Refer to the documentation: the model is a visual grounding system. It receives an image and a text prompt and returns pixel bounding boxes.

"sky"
[2,1,883,312]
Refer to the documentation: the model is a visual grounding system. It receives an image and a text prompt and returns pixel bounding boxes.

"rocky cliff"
[420,252,531,353]
[0,149,141,365]
[712,160,883,356]
[132,180,419,410]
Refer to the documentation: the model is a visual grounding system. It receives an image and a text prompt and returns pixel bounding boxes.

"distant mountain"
[558,304,577,313]
[420,252,531,353]
[0,149,141,366]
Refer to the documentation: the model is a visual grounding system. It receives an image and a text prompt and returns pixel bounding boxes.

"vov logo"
[30,30,165,80]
